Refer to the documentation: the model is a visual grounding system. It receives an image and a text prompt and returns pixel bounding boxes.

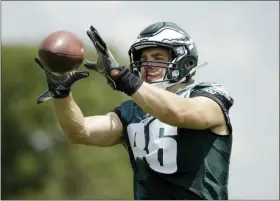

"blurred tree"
[1,45,133,199]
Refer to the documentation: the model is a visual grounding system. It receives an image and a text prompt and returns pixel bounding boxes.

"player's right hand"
[35,57,89,104]
[84,25,143,96]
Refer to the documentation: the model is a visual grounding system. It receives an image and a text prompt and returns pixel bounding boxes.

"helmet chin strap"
[150,62,208,90]
[151,77,186,89]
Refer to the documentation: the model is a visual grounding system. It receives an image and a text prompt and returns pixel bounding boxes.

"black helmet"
[128,22,199,88]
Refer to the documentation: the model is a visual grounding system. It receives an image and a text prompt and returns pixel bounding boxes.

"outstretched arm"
[53,94,123,147]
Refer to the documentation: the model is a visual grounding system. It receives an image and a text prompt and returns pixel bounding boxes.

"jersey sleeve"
[112,100,137,151]
[189,82,234,133]
[112,106,127,129]
[112,100,131,128]
[111,101,130,144]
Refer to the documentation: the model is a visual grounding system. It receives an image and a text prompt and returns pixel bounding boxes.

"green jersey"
[113,82,234,200]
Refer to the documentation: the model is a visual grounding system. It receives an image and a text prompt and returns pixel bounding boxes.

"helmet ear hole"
[185,56,197,68]
[185,60,196,67]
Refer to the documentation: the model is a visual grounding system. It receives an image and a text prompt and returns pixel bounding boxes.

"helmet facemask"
[129,45,198,89]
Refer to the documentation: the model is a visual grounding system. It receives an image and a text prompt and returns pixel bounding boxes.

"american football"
[38,31,84,74]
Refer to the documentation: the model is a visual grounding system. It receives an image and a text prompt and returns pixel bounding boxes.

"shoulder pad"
[190,82,234,111]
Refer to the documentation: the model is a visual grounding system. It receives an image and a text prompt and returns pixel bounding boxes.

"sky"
[2,1,279,199]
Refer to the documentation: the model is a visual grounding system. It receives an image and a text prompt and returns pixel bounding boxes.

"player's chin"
[141,75,157,83]
[141,77,153,84]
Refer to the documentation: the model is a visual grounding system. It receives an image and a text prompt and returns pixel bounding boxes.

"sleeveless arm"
[53,94,123,147]
[130,82,234,131]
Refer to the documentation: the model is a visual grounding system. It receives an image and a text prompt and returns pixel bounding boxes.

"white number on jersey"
[127,118,178,174]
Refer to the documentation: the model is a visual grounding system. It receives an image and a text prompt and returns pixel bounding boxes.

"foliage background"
[2,45,134,199]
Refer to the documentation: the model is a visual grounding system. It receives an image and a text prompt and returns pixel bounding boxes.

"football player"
[35,22,234,200]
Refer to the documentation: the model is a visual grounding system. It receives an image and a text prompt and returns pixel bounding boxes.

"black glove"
[35,57,89,104]
[84,26,143,96]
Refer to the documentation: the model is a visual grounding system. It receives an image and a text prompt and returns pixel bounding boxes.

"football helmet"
[128,22,202,89]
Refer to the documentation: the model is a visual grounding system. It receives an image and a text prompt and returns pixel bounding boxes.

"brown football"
[38,31,84,74]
